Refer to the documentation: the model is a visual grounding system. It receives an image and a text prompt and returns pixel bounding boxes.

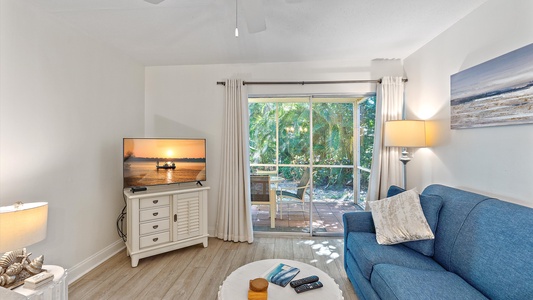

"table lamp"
[384,120,426,188]
[0,202,48,253]
[0,202,48,288]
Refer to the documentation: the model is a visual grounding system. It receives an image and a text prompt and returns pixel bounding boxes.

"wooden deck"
[251,201,363,234]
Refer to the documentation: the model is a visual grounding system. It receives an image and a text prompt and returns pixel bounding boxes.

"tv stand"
[123,185,210,267]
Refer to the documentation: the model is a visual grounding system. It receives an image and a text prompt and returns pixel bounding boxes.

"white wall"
[0,0,145,281]
[404,0,533,207]
[145,60,403,234]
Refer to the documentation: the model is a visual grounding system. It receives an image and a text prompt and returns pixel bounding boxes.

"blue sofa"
[343,184,533,300]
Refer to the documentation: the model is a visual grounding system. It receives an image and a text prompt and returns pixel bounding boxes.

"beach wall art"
[450,43,533,129]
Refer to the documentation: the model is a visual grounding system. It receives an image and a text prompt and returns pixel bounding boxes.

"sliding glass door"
[311,99,356,234]
[249,95,375,235]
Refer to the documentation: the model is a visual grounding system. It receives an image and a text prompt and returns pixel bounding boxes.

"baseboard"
[67,239,125,285]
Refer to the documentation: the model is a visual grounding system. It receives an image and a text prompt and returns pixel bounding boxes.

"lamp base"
[399,148,411,165]
[399,148,411,189]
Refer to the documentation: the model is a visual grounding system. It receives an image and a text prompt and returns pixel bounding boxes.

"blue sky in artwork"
[451,43,533,101]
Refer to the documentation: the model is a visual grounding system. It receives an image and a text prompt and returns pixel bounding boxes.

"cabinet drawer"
[140,231,170,249]
[140,207,170,221]
[140,219,170,235]
[140,196,170,209]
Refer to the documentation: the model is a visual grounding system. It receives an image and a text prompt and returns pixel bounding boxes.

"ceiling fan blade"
[144,0,165,4]
[241,0,266,34]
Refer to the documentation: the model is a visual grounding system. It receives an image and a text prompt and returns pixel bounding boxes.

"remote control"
[290,275,319,288]
[294,281,323,293]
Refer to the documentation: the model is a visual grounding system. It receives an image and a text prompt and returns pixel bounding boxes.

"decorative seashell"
[0,266,4,276]
[25,255,44,274]
[6,262,23,276]
[17,269,32,282]
[0,251,17,268]
[0,274,16,286]
[0,248,26,268]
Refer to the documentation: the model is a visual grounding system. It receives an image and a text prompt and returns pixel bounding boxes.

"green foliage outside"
[249,96,376,191]
[249,102,277,165]
[359,97,376,170]
[312,102,353,187]
[279,103,310,165]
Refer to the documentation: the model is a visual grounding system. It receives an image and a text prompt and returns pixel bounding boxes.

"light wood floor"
[69,236,359,300]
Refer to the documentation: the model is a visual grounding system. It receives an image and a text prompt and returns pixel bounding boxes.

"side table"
[11,265,68,300]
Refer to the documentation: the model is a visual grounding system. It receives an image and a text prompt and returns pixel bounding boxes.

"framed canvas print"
[450,43,533,129]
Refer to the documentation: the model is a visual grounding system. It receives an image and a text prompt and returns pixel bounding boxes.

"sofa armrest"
[343,211,375,270]
[343,211,375,236]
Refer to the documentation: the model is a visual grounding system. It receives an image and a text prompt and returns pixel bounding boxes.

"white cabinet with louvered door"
[124,185,209,267]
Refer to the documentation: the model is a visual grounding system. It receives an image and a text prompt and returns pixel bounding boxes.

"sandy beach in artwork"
[451,84,533,129]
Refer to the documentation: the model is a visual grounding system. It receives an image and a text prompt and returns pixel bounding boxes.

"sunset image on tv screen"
[123,138,206,188]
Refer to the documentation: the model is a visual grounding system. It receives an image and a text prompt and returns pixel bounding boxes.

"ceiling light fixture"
[235,0,239,37]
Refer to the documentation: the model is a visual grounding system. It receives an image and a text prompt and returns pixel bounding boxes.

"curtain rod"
[216,78,407,86]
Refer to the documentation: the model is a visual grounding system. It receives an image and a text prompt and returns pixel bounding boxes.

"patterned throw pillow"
[387,185,443,256]
[369,189,434,245]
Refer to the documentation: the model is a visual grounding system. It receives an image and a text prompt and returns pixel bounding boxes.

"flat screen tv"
[123,138,206,188]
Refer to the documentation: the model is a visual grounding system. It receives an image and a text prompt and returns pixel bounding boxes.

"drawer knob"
[153,212,159,216]
[153,200,158,204]
[153,238,159,242]
[153,225,159,229]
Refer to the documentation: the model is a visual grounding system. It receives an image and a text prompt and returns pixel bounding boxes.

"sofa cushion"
[421,184,493,269]
[346,231,444,280]
[386,185,406,198]
[371,264,488,300]
[345,251,382,300]
[387,186,443,256]
[449,199,533,300]
[369,189,434,245]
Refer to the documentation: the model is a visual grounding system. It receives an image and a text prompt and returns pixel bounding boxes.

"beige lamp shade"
[384,120,427,147]
[0,202,48,252]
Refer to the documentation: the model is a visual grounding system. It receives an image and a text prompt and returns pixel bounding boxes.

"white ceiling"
[25,0,487,66]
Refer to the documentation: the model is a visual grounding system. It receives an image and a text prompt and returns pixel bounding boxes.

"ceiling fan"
[144,0,267,34]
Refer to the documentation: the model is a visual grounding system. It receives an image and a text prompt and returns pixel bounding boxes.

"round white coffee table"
[218,259,343,300]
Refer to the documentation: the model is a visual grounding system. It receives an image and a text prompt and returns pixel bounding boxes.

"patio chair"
[276,168,310,219]
[250,175,276,228]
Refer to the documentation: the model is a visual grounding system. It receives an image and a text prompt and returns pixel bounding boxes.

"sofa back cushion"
[421,184,492,270]
[386,186,443,256]
[450,199,533,300]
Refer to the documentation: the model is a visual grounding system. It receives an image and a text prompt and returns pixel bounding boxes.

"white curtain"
[215,79,254,243]
[366,77,404,206]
